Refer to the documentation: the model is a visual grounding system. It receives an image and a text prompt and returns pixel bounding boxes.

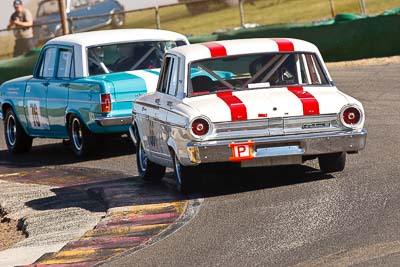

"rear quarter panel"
[0,77,32,132]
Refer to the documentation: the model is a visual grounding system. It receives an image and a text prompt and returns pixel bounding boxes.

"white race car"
[130,38,367,192]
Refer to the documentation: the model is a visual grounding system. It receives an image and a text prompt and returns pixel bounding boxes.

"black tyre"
[318,152,346,173]
[172,152,201,193]
[4,108,32,153]
[68,116,94,157]
[136,138,166,181]
[111,11,125,28]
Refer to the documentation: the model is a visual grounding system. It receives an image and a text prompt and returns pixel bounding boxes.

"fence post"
[58,0,69,35]
[329,0,336,17]
[155,6,161,29]
[239,0,245,27]
[359,0,367,15]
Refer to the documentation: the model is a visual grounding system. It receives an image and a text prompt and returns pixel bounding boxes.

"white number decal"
[30,102,41,127]
[27,100,50,130]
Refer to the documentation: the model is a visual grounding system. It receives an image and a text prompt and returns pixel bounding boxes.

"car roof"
[169,38,320,62]
[46,29,189,47]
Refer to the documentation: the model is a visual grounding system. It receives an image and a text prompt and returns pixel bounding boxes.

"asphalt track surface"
[1,63,400,266]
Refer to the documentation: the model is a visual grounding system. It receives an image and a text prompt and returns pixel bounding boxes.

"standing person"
[7,0,35,57]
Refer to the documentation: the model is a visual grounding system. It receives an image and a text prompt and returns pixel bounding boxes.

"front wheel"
[4,108,32,153]
[68,116,94,157]
[136,138,166,181]
[318,152,346,173]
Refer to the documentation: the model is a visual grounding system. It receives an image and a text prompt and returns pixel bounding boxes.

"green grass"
[0,34,15,60]
[123,0,400,35]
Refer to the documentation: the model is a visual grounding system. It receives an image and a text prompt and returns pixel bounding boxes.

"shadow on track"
[5,163,333,213]
[0,135,135,168]
[26,174,185,213]
[163,163,335,199]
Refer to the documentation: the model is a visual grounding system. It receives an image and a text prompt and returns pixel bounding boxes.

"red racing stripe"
[287,86,320,116]
[202,43,227,57]
[216,92,248,121]
[272,38,295,52]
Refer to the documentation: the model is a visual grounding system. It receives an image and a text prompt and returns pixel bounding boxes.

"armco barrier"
[189,11,400,62]
[1,10,399,84]
[0,49,40,84]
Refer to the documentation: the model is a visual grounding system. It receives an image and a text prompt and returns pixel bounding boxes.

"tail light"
[101,93,112,113]
[340,105,362,128]
[191,118,211,137]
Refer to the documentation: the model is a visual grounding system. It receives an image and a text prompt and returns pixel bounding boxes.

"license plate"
[229,141,255,162]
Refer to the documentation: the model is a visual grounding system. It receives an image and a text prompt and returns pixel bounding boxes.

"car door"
[156,55,180,158]
[139,56,178,162]
[24,46,56,135]
[46,46,74,136]
[165,55,187,143]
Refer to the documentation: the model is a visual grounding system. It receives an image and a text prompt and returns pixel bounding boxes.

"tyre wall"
[0,49,40,84]
[189,10,400,62]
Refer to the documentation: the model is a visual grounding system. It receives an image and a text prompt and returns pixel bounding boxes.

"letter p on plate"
[229,141,255,162]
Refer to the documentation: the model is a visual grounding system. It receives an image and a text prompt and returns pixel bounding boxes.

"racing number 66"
[29,102,41,127]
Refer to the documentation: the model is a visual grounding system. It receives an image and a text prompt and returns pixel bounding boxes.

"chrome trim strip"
[113,99,136,103]
[24,97,98,104]
[135,113,186,129]
[2,96,24,100]
[57,99,97,104]
[129,126,137,146]
[210,114,342,140]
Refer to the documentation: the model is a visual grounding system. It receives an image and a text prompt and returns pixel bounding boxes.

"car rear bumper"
[184,129,367,167]
[95,116,132,126]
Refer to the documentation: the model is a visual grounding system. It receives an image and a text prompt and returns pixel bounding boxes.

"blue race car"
[0,29,189,157]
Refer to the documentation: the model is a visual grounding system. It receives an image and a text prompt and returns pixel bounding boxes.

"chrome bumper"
[95,116,132,126]
[129,126,137,146]
[185,129,367,167]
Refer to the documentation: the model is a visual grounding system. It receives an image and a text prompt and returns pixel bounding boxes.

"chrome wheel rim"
[71,118,83,151]
[138,142,148,172]
[6,114,17,146]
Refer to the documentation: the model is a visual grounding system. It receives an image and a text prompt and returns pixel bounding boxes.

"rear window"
[188,52,329,97]
[87,40,185,76]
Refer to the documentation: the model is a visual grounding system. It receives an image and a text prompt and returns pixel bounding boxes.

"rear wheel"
[173,152,201,193]
[136,138,166,181]
[4,108,32,153]
[318,152,346,173]
[68,116,94,157]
